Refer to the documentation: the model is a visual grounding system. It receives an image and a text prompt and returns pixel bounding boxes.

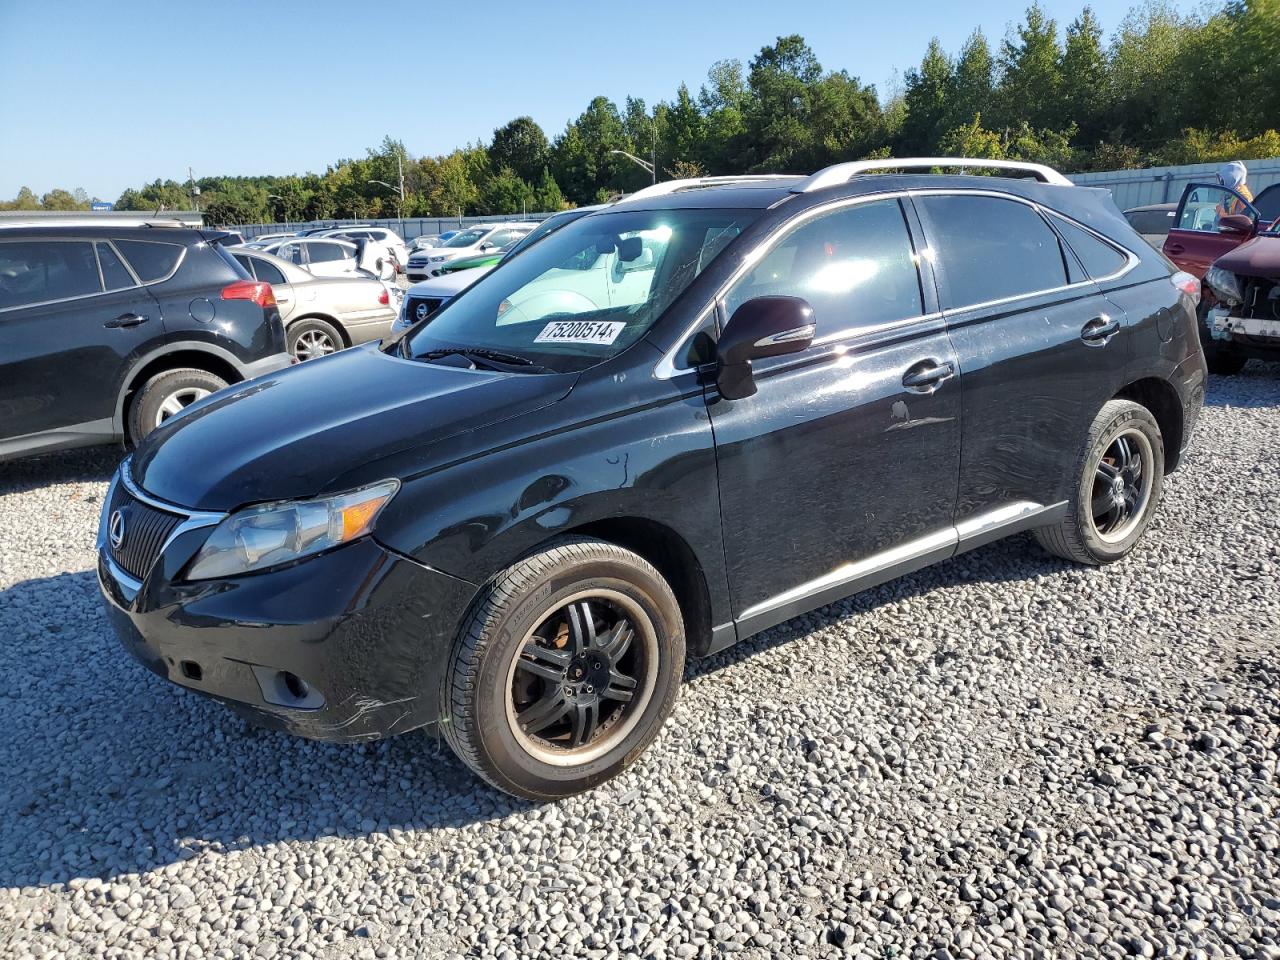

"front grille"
[106,481,185,581]
[405,295,445,324]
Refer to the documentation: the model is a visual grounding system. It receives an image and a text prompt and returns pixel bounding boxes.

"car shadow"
[1203,361,1280,407]
[0,445,123,497]
[0,533,1066,889]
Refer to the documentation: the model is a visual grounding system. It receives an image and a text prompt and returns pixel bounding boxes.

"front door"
[709,196,962,637]
[0,238,163,442]
[1163,182,1259,278]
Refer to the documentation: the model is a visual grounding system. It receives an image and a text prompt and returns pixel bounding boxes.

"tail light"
[221,280,277,308]
[1171,271,1201,306]
[378,288,390,306]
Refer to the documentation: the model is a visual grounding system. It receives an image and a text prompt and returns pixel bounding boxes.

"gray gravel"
[2,364,1279,960]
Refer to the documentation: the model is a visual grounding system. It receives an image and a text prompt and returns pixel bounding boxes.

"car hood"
[405,267,489,297]
[130,343,573,512]
[1215,234,1280,279]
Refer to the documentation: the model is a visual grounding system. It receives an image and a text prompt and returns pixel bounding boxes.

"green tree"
[532,167,567,211]
[489,117,550,184]
[899,38,953,154]
[1060,8,1107,141]
[479,166,534,215]
[944,31,994,133]
[937,114,1006,159]
[39,189,88,210]
[996,4,1063,130]
[745,35,824,169]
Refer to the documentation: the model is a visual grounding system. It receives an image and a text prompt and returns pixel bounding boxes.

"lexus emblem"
[415,302,430,321]
[109,509,126,550]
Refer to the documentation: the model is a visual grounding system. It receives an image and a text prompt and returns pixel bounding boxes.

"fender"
[112,342,249,434]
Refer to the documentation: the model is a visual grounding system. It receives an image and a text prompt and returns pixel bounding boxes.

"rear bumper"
[238,351,294,380]
[98,535,477,742]
[1173,349,1207,467]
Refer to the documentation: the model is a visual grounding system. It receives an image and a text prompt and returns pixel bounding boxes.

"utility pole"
[188,166,200,212]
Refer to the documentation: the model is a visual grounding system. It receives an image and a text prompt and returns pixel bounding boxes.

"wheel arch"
[1115,376,1184,473]
[115,345,243,433]
[553,517,715,659]
[288,313,351,347]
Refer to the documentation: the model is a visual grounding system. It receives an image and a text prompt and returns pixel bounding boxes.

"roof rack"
[625,174,798,202]
[794,157,1073,192]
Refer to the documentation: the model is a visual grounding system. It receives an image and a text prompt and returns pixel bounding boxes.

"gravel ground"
[1,365,1278,960]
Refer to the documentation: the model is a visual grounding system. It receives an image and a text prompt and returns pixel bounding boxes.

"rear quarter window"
[114,239,184,283]
[1050,215,1131,280]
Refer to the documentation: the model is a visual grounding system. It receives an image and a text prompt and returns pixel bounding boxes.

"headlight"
[429,255,447,262]
[1204,266,1243,304]
[185,479,399,580]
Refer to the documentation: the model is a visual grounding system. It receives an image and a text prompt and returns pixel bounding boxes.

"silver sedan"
[230,248,400,361]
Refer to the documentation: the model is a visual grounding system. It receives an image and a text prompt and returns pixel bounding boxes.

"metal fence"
[234,213,555,242]
[1068,157,1280,210]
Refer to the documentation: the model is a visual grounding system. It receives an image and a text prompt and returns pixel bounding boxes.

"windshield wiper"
[417,347,548,373]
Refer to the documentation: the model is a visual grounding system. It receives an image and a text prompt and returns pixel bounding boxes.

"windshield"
[443,229,486,248]
[402,206,760,373]
[501,210,590,260]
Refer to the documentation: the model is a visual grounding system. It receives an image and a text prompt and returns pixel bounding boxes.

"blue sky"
[0,0,1193,201]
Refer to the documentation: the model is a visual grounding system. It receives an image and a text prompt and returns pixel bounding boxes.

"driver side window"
[1177,185,1252,231]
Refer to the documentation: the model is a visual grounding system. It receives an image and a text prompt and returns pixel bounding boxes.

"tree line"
[4,0,1276,224]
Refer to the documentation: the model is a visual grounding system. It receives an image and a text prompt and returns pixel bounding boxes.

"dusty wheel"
[441,537,685,800]
[1034,399,1164,565]
[287,318,343,361]
[127,368,226,444]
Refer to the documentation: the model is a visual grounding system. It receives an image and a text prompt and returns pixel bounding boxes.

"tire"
[1034,399,1165,565]
[1197,300,1247,375]
[287,317,344,361]
[127,368,227,445]
[442,537,685,800]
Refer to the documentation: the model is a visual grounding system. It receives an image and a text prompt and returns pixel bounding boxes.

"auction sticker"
[534,320,626,345]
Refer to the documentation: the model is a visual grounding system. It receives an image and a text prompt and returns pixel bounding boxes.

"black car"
[0,223,291,461]
[97,159,1207,799]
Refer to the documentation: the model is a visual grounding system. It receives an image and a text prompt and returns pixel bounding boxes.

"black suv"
[97,160,1207,799]
[0,223,291,461]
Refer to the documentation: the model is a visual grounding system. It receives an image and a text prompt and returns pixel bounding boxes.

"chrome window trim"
[112,237,188,287]
[93,240,143,292]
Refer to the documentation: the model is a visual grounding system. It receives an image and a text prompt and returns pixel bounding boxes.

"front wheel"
[127,368,227,445]
[1034,399,1164,565]
[441,538,685,800]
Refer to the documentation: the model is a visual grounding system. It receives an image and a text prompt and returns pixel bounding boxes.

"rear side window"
[725,198,924,335]
[115,240,183,283]
[1050,216,1130,280]
[96,243,137,291]
[307,242,349,263]
[232,253,256,277]
[251,258,287,284]
[918,195,1068,309]
[0,240,102,309]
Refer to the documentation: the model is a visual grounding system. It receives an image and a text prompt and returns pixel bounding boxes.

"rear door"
[709,196,962,636]
[0,238,162,441]
[913,191,1132,528]
[304,241,357,277]
[1163,183,1258,278]
[236,253,296,323]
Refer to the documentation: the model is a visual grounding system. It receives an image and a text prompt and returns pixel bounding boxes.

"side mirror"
[1218,214,1255,236]
[716,296,815,400]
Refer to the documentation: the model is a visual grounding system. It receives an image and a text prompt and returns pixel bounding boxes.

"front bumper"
[98,510,476,742]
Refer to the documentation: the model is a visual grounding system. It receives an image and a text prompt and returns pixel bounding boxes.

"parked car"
[252,237,362,278]
[0,224,290,461]
[229,248,398,361]
[407,234,445,254]
[1124,203,1176,246]
[394,207,603,334]
[244,232,297,248]
[1161,181,1280,372]
[310,227,407,274]
[1199,223,1280,374]
[404,223,535,281]
[436,241,521,275]
[97,158,1205,800]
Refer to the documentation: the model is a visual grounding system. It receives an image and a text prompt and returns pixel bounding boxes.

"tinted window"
[0,240,102,309]
[1252,186,1280,224]
[725,198,923,334]
[96,243,137,291]
[918,195,1068,309]
[251,258,287,284]
[275,242,305,265]
[1051,216,1130,279]
[233,253,257,277]
[307,242,349,263]
[115,240,183,283]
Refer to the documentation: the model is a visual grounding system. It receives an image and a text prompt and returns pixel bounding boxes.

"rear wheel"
[441,537,685,800]
[287,317,343,361]
[1034,399,1164,565]
[127,368,226,445]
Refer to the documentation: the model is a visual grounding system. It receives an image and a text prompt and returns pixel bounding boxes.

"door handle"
[1081,314,1121,344]
[902,359,955,391]
[1165,243,1184,255]
[104,313,148,329]
[275,294,291,304]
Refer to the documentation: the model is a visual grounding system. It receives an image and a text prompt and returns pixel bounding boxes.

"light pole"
[267,194,289,232]
[369,153,406,220]
[610,148,656,185]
